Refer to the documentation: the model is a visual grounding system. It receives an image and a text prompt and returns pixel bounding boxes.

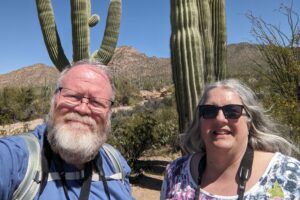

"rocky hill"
[0,64,59,89]
[227,42,265,75]
[0,43,263,89]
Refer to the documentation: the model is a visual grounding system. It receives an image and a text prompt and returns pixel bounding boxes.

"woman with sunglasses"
[161,79,299,200]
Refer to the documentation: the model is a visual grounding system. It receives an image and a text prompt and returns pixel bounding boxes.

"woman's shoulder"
[259,152,300,190]
[165,154,193,176]
[272,152,300,166]
[273,152,300,173]
[256,151,299,167]
[254,152,300,198]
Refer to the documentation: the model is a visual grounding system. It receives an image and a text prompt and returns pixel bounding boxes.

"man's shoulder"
[31,123,47,143]
[99,144,131,179]
[0,123,46,175]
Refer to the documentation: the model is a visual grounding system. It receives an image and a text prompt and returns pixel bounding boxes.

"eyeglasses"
[198,104,245,119]
[57,87,114,114]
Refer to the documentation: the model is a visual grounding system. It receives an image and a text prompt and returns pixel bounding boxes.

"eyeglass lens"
[198,104,244,119]
[58,88,112,113]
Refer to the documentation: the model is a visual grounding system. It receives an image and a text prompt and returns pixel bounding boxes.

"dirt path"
[130,153,180,200]
[132,173,163,200]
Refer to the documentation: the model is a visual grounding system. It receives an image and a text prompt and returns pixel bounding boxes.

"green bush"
[0,86,53,125]
[109,112,157,171]
[108,93,180,172]
[262,94,300,148]
[113,77,142,106]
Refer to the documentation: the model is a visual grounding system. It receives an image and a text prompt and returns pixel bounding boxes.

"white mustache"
[63,112,96,127]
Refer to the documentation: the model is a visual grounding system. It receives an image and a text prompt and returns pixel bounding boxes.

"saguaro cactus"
[210,0,227,80]
[170,0,227,133]
[36,0,122,71]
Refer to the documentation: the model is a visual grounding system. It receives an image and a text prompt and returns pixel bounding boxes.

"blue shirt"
[0,124,133,200]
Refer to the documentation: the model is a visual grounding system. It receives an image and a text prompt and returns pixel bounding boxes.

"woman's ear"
[247,117,252,129]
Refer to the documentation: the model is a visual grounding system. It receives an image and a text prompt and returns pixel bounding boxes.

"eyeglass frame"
[55,87,114,113]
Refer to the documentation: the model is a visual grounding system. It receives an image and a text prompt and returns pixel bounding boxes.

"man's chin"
[48,124,104,162]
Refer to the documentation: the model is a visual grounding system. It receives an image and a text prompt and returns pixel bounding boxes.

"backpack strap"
[12,134,124,199]
[13,133,42,200]
[46,143,125,182]
[101,143,125,182]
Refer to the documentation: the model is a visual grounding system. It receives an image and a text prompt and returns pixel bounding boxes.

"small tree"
[246,1,300,148]
[246,1,300,99]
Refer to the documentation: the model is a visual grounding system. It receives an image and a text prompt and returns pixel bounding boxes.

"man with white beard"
[0,60,133,200]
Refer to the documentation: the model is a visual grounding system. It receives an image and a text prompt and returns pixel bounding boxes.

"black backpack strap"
[238,145,254,199]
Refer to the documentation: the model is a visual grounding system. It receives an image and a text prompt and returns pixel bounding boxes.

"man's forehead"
[63,64,110,83]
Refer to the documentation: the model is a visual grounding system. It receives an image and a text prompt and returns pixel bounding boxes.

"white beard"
[47,111,110,166]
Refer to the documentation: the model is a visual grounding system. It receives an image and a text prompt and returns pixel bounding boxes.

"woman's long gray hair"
[183,79,297,156]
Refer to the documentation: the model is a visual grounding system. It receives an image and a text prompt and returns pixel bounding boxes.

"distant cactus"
[35,0,122,71]
[170,0,227,133]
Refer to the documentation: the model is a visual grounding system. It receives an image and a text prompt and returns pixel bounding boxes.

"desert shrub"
[0,86,53,125]
[33,85,53,116]
[109,93,180,172]
[262,93,300,149]
[113,77,142,106]
[141,76,170,91]
[0,87,34,124]
[151,100,179,150]
[109,112,157,171]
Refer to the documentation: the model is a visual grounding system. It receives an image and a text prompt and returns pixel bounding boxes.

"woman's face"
[200,87,249,153]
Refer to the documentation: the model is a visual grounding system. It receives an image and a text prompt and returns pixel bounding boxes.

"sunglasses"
[198,104,245,119]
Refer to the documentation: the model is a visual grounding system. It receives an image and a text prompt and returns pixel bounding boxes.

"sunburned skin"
[61,64,113,101]
[200,87,249,153]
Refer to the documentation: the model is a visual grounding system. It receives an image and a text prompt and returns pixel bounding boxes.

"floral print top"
[160,152,300,200]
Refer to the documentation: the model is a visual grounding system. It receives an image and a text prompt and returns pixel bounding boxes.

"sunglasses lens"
[199,104,244,119]
[223,105,244,119]
[199,105,218,119]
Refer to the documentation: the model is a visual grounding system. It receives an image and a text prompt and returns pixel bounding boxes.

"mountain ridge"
[0,43,262,89]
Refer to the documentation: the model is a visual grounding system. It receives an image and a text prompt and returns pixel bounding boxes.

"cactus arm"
[93,0,122,65]
[170,0,204,133]
[197,0,214,83]
[71,0,90,61]
[89,14,100,27]
[210,0,227,80]
[35,0,70,71]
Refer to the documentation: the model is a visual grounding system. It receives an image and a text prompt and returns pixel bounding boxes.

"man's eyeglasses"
[57,87,114,114]
[198,104,245,119]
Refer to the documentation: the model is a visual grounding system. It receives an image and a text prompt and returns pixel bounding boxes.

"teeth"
[212,130,229,135]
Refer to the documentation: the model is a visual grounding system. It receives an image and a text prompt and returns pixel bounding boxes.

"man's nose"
[73,97,92,115]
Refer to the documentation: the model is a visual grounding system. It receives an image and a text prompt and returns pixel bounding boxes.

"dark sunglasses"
[198,104,245,119]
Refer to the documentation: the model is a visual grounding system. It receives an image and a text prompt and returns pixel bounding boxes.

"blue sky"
[0,0,299,74]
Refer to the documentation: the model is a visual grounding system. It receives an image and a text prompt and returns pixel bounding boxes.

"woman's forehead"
[205,87,242,103]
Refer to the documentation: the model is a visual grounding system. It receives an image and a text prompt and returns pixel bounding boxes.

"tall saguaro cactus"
[36,0,122,71]
[210,0,227,79]
[170,0,227,133]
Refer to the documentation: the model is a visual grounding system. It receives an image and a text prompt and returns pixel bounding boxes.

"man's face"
[47,64,113,166]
